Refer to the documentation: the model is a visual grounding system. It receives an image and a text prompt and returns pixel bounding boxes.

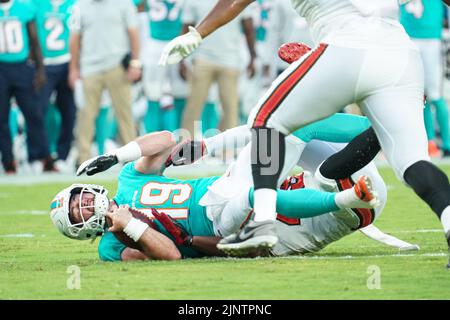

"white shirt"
[289,0,414,50]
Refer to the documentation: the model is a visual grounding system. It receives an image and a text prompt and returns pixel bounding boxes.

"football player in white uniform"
[159,0,450,267]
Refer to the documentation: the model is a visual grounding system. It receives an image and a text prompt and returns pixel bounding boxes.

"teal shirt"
[99,162,219,261]
[34,0,75,61]
[147,0,182,41]
[400,0,444,39]
[0,0,36,63]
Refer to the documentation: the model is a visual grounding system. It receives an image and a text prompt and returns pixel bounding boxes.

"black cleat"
[217,219,278,257]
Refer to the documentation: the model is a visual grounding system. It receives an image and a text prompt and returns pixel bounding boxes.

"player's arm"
[150,209,226,256]
[27,21,46,91]
[241,17,256,78]
[77,130,177,176]
[107,207,182,261]
[68,32,81,90]
[159,0,255,65]
[121,236,224,260]
[126,26,142,82]
[443,0,450,6]
[166,125,251,166]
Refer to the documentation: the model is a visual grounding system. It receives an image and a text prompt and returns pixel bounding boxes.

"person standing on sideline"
[179,0,256,139]
[0,0,49,174]
[68,0,142,166]
[400,0,450,158]
[34,0,77,172]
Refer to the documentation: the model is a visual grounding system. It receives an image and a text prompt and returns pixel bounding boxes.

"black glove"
[76,154,119,176]
[165,140,206,167]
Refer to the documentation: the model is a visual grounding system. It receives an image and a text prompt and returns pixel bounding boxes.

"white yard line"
[212,252,447,262]
[0,233,34,238]
[0,210,48,215]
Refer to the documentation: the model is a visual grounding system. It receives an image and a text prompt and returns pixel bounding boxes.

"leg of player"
[217,127,285,253]
[359,75,450,268]
[217,45,362,255]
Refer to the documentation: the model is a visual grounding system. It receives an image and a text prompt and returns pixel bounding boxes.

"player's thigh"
[360,90,429,182]
[225,135,306,187]
[248,44,362,135]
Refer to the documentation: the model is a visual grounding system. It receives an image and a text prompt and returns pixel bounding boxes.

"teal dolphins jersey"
[400,0,444,39]
[147,0,182,41]
[0,0,36,63]
[34,0,75,61]
[98,162,220,261]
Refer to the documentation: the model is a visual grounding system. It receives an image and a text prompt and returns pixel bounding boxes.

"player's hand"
[76,154,119,176]
[165,140,207,167]
[247,58,256,79]
[150,208,192,246]
[158,26,202,66]
[127,65,142,83]
[107,205,132,232]
[68,67,80,90]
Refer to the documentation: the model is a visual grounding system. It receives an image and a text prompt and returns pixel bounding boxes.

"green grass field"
[1,165,450,300]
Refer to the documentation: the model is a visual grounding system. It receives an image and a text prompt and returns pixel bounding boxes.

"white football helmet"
[50,184,109,240]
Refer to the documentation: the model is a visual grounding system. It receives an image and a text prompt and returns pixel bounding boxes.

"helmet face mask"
[50,184,109,241]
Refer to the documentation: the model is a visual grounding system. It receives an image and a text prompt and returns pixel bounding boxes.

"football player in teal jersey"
[34,0,76,170]
[141,0,186,134]
[400,0,450,157]
[0,0,50,174]
[49,113,387,261]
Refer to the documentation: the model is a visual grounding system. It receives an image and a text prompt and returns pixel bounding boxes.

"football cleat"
[353,175,380,208]
[217,219,278,257]
[278,42,312,64]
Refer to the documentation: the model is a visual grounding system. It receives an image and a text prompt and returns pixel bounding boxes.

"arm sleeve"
[203,125,252,155]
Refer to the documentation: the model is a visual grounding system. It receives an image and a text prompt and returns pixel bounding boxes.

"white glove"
[159,26,202,66]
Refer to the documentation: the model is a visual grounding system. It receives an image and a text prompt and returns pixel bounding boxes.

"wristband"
[129,59,142,69]
[115,141,142,163]
[123,218,149,242]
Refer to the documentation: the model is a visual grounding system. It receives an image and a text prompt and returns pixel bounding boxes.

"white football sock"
[253,188,277,222]
[440,206,450,235]
[335,188,374,209]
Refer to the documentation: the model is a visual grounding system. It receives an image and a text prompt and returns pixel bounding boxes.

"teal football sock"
[431,98,450,150]
[249,187,339,219]
[95,107,110,154]
[45,103,61,155]
[293,113,371,143]
[423,102,435,140]
[201,101,220,136]
[174,98,186,129]
[144,100,161,133]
